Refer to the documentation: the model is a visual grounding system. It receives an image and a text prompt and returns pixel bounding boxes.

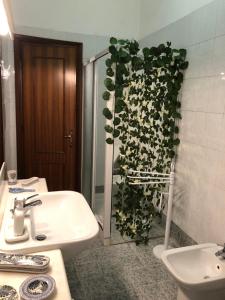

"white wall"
[10,0,140,40]
[139,0,214,39]
[140,0,225,245]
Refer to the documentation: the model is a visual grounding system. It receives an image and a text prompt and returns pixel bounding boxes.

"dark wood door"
[14,35,82,191]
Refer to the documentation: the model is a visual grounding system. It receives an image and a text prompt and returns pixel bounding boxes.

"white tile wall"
[140,0,225,244]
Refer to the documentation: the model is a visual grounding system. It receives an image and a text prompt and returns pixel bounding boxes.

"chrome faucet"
[215,244,225,258]
[12,194,42,236]
[11,194,42,215]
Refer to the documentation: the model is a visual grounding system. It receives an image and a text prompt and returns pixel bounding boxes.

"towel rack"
[126,162,175,259]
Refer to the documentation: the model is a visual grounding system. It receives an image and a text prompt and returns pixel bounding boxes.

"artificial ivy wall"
[103,37,188,244]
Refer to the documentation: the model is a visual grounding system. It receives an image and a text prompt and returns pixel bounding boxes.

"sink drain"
[35,234,47,241]
[203,275,210,279]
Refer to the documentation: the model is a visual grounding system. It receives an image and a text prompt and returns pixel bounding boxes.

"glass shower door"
[91,53,111,232]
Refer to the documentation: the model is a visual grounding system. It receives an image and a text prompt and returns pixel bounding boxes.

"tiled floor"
[65,237,178,300]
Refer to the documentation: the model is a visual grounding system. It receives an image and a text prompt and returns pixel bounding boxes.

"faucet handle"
[23,199,42,208]
[24,194,39,202]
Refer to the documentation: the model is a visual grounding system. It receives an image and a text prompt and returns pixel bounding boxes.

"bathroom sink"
[0,191,99,258]
[162,243,225,291]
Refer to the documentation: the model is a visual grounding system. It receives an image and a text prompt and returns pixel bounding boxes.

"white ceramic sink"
[0,191,99,258]
[162,243,225,299]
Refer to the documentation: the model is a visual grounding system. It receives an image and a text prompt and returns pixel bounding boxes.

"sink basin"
[0,191,99,258]
[162,243,225,300]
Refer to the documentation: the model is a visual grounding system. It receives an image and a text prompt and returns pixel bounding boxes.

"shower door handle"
[64,130,73,147]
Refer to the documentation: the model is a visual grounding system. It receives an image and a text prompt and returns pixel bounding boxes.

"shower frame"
[83,49,114,244]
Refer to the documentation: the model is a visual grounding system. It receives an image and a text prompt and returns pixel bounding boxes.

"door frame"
[14,34,83,191]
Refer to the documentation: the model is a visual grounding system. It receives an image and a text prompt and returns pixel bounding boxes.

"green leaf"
[118,48,128,58]
[102,91,110,101]
[113,129,120,138]
[105,58,113,68]
[143,47,150,57]
[173,138,180,145]
[177,72,184,83]
[149,46,159,56]
[180,61,189,70]
[115,86,123,97]
[109,45,117,55]
[106,138,114,144]
[115,104,123,113]
[104,125,113,133]
[179,49,187,59]
[174,126,179,134]
[158,43,166,53]
[119,53,131,64]
[169,150,176,158]
[118,39,127,45]
[104,78,115,91]
[174,112,182,119]
[176,101,181,108]
[132,56,143,70]
[106,68,114,77]
[110,37,117,45]
[129,40,139,55]
[103,107,113,120]
[113,117,121,126]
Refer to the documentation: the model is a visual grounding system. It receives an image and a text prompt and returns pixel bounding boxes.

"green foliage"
[105,58,113,68]
[104,78,115,91]
[110,37,118,45]
[102,37,188,244]
[106,68,114,77]
[104,125,113,133]
[102,91,111,101]
[103,107,113,120]
[106,138,114,144]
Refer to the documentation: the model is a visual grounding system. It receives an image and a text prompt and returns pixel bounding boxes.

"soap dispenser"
[13,197,25,236]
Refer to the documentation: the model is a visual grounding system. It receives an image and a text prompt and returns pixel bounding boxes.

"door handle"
[64,130,73,147]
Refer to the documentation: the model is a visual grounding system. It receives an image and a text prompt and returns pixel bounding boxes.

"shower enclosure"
[82,49,165,245]
[83,49,113,244]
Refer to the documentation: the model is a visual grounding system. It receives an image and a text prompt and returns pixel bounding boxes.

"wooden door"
[14,35,82,191]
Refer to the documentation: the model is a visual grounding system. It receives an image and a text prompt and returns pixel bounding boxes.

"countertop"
[0,179,72,300]
[0,249,71,299]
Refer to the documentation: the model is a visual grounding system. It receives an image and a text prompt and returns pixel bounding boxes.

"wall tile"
[185,1,217,46]
[140,1,217,50]
[141,0,224,245]
[212,35,225,76]
[181,77,217,113]
[173,144,220,242]
[215,0,225,37]
[185,40,214,79]
[203,113,223,151]
[208,76,225,113]
[213,149,225,190]
[179,111,206,146]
